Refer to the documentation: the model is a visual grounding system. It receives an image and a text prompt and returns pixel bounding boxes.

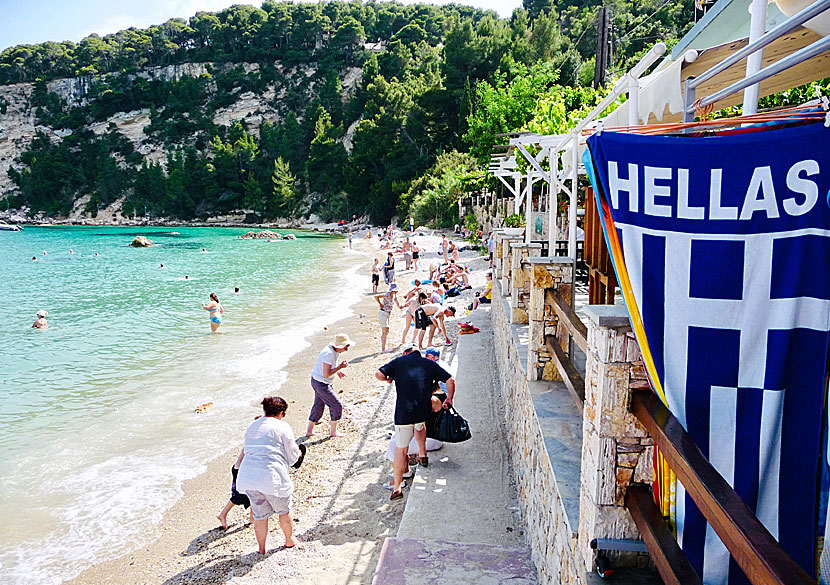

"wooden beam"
[630,390,814,585]
[496,175,518,197]
[545,334,585,412]
[626,485,703,585]
[545,289,588,352]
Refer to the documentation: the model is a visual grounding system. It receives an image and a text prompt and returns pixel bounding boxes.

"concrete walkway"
[372,307,539,584]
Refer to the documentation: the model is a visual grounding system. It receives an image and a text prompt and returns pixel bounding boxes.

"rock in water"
[238,230,282,240]
[284,233,297,240]
[130,235,154,247]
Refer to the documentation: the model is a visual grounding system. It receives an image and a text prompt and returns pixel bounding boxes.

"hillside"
[0,0,694,224]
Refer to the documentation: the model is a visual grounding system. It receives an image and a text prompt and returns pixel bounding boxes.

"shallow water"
[0,226,363,584]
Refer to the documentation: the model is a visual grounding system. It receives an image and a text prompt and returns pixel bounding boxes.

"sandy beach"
[66,230,489,585]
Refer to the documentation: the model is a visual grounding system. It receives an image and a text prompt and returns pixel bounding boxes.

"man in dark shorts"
[376,347,456,501]
[414,303,456,349]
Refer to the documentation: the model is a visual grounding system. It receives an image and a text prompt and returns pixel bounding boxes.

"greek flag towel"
[585,122,830,585]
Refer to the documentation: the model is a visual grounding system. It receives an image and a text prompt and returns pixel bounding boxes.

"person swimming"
[31,256,37,261]
[234,287,240,294]
[202,248,207,253]
[32,310,48,329]
[202,293,224,333]
[69,249,74,254]
[184,275,190,280]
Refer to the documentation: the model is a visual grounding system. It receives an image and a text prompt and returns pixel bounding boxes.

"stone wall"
[578,306,651,570]
[509,242,541,324]
[489,232,656,581]
[491,284,586,585]
[526,258,573,382]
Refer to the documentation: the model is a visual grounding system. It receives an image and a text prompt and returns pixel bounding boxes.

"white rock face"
[0,62,363,223]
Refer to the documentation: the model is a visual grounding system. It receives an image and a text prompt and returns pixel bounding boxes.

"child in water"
[216,450,251,530]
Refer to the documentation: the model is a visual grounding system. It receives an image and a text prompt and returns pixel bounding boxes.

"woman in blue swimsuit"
[202,292,224,333]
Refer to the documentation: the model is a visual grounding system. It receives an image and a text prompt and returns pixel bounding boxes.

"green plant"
[464,213,479,232]
[504,213,525,228]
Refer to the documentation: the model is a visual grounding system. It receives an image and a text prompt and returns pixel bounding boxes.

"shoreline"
[1,215,367,233]
[63,232,488,585]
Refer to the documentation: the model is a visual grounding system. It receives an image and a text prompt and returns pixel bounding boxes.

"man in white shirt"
[306,333,353,438]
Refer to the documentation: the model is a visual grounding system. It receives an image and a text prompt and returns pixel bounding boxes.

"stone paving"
[371,538,538,585]
[372,305,539,585]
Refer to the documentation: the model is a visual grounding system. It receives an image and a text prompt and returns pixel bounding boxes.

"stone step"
[371,537,539,585]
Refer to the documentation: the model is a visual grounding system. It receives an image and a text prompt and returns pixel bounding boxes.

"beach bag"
[292,443,307,469]
[428,406,472,443]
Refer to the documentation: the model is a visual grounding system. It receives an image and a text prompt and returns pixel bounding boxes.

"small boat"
[0,222,22,231]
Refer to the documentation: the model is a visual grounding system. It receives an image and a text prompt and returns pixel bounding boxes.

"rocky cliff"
[0,61,362,223]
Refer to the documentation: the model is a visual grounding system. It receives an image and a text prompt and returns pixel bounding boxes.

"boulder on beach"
[238,230,282,240]
[284,233,297,240]
[129,235,154,247]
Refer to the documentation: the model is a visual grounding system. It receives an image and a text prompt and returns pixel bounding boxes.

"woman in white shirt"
[236,396,302,553]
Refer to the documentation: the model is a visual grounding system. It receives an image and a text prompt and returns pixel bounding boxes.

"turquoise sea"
[0,226,364,585]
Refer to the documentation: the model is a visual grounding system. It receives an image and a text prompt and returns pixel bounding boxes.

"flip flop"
[390,490,404,501]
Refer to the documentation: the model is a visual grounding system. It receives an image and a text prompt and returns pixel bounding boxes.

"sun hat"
[332,333,354,349]
[36,310,48,318]
[400,343,416,354]
[389,283,398,291]
[424,347,440,358]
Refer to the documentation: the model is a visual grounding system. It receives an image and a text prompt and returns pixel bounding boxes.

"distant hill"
[0,0,694,223]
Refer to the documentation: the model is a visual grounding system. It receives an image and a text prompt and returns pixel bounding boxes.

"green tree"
[464,62,560,163]
[271,156,297,216]
[306,108,347,195]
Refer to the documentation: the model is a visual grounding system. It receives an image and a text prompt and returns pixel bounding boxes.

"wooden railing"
[629,390,814,585]
[626,485,703,585]
[584,186,617,304]
[543,288,587,413]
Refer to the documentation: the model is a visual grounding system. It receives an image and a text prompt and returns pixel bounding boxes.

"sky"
[0,0,523,51]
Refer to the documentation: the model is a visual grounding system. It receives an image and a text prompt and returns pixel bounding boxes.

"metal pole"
[628,74,640,127]
[548,149,557,258]
[742,0,768,115]
[525,172,534,244]
[569,135,578,259]
[514,175,521,215]
[683,77,697,123]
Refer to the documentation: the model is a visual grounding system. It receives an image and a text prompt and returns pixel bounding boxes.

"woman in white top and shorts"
[236,396,302,553]
[375,284,400,353]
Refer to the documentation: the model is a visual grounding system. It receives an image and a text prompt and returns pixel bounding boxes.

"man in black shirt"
[376,346,456,501]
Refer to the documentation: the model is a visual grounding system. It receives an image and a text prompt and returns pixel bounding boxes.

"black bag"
[428,406,472,443]
[292,443,307,469]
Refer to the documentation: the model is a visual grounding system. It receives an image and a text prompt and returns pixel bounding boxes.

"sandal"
[390,490,404,501]
[419,456,429,468]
